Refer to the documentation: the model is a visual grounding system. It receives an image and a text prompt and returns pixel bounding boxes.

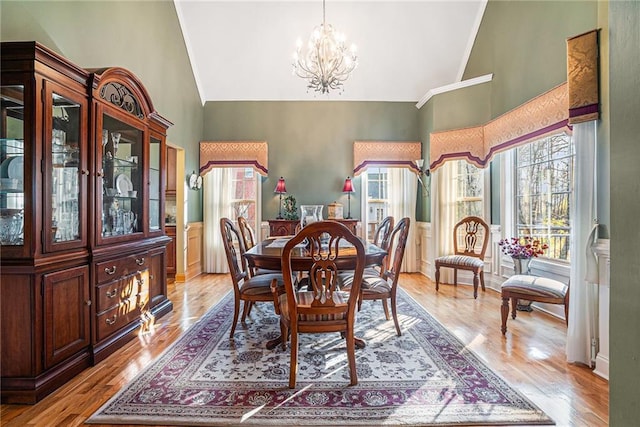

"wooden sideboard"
[268,219,359,236]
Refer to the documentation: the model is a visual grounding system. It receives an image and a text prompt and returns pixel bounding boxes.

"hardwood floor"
[1,273,609,426]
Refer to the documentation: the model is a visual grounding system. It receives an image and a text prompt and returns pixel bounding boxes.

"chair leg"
[472,272,479,299]
[435,266,440,291]
[510,297,518,319]
[280,320,289,351]
[391,293,401,336]
[288,330,299,389]
[453,268,458,286]
[479,270,486,291]
[241,300,251,323]
[345,326,358,386]
[381,298,390,320]
[230,298,240,339]
[501,296,510,335]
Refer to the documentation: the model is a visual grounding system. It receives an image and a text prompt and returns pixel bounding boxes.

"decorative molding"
[592,238,610,380]
[415,74,493,109]
[199,141,268,176]
[185,222,203,281]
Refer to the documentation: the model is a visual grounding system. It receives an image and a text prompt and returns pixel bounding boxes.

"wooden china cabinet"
[0,41,173,403]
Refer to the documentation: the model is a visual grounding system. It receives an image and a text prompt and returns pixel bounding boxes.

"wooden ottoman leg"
[435,266,440,291]
[501,296,510,335]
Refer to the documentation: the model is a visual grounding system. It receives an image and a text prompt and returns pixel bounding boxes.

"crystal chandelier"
[292,0,358,94]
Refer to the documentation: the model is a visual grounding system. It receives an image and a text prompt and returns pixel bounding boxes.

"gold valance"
[567,29,600,124]
[353,141,422,176]
[199,141,268,176]
[430,83,570,172]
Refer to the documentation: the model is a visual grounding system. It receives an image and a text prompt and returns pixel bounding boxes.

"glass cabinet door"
[45,84,86,251]
[149,135,162,233]
[0,84,25,248]
[99,113,143,241]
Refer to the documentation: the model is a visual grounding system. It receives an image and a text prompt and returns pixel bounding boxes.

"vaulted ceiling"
[174,0,487,103]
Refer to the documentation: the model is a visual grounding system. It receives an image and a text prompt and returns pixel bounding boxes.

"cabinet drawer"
[96,271,148,313]
[96,253,149,284]
[96,304,136,342]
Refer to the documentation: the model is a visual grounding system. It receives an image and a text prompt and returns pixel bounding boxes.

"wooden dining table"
[244,236,387,350]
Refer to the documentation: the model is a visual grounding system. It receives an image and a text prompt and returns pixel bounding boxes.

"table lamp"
[342,176,354,219]
[274,177,287,219]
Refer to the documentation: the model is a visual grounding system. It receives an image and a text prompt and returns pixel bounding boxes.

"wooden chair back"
[384,217,411,285]
[373,216,394,271]
[453,216,490,260]
[281,220,366,331]
[237,216,256,250]
[220,217,249,293]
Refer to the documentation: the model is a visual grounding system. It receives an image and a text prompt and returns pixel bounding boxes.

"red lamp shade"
[342,177,354,193]
[274,177,287,194]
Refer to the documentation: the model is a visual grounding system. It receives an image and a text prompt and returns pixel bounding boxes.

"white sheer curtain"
[388,168,418,272]
[566,121,599,366]
[430,161,457,283]
[203,168,232,273]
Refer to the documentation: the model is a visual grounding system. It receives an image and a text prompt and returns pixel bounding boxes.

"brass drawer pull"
[104,265,117,275]
[136,257,145,266]
[137,278,145,286]
[106,289,117,298]
[105,316,117,325]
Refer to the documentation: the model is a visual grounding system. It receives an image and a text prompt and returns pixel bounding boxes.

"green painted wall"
[0,0,204,222]
[203,101,419,221]
[609,1,640,424]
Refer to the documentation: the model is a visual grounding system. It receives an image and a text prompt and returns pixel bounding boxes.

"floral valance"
[567,29,600,124]
[353,141,422,176]
[430,83,571,172]
[429,28,599,172]
[199,141,268,176]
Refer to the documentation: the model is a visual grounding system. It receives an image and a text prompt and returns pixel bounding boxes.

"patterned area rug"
[87,289,553,426]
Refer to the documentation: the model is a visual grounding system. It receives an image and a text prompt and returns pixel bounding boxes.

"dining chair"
[237,216,278,278]
[220,217,284,339]
[342,217,410,336]
[368,216,394,275]
[270,220,366,388]
[434,216,489,299]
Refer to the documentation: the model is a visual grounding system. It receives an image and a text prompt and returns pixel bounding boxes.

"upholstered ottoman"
[500,275,569,335]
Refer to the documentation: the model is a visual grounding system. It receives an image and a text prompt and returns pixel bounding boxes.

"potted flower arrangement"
[498,236,549,260]
[498,236,549,312]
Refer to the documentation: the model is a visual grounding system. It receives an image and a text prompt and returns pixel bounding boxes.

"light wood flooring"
[1,273,609,426]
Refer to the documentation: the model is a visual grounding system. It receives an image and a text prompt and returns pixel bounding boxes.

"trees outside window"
[230,168,257,232]
[515,134,574,261]
[365,167,389,241]
[455,161,484,221]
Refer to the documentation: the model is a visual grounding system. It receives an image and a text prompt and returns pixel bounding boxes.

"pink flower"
[498,236,549,259]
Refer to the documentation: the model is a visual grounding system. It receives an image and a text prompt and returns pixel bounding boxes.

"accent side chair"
[435,216,490,299]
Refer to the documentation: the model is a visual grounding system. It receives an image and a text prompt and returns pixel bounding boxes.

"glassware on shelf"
[102,129,109,147]
[111,132,121,156]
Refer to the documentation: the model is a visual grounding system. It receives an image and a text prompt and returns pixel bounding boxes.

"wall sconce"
[342,176,354,219]
[188,171,203,190]
[274,176,287,219]
[415,159,430,196]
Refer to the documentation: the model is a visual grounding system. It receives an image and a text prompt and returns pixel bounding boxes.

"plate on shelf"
[7,156,23,180]
[116,174,133,194]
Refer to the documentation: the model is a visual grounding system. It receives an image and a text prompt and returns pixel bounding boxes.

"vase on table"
[513,257,534,312]
[300,205,323,229]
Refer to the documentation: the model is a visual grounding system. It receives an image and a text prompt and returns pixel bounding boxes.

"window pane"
[515,133,573,261]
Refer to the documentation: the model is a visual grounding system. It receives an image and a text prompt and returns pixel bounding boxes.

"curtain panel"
[353,141,422,176]
[200,141,268,176]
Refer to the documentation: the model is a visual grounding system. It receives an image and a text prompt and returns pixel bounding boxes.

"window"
[454,160,484,221]
[365,167,388,241]
[515,133,573,261]
[230,168,257,230]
